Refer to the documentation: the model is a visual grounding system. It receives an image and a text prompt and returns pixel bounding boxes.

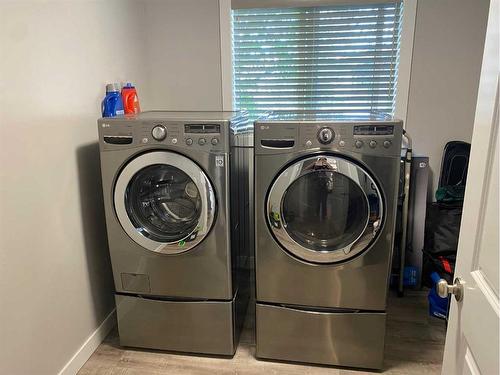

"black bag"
[422,141,469,289]
[424,202,463,254]
[422,202,463,287]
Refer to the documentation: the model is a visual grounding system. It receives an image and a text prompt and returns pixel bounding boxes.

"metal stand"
[398,131,412,297]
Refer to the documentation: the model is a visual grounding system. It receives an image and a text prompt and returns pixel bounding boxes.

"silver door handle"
[436,277,464,302]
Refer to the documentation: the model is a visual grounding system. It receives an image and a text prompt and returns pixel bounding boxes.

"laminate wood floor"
[79,291,446,374]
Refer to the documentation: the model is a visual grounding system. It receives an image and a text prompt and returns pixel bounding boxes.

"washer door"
[114,151,216,254]
[267,155,383,263]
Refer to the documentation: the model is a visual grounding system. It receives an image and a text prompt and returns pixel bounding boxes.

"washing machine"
[97,111,251,356]
[254,112,403,369]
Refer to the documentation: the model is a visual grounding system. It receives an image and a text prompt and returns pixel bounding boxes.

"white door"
[441,0,499,373]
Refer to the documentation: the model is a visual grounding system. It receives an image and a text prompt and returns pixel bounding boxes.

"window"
[232,2,403,119]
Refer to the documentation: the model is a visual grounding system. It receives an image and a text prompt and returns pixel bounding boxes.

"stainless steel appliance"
[97,111,251,356]
[254,112,403,369]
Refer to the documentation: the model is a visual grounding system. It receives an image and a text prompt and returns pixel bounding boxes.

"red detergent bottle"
[121,82,141,114]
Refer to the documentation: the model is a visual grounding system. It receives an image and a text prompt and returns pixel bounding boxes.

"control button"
[317,127,334,144]
[369,140,377,148]
[339,140,346,147]
[305,140,312,148]
[151,125,167,141]
[172,138,178,144]
[186,138,193,146]
[355,140,364,148]
[211,138,219,145]
[198,138,206,146]
[383,140,392,148]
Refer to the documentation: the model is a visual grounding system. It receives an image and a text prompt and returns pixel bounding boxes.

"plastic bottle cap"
[106,83,122,92]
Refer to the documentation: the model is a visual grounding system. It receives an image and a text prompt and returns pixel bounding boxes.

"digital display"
[185,124,221,134]
[353,125,394,135]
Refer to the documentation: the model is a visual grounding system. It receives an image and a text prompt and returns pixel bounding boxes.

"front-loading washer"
[254,112,403,369]
[98,111,251,356]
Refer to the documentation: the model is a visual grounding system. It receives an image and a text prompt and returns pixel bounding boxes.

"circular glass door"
[267,155,383,263]
[114,151,216,254]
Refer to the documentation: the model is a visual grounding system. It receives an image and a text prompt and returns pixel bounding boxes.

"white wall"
[142,0,224,110]
[0,1,148,374]
[405,0,490,199]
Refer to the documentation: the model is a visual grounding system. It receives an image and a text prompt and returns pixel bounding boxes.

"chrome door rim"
[266,155,383,263]
[114,151,216,254]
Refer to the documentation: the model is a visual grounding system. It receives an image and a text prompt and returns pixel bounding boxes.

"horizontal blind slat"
[235,67,394,73]
[234,43,398,51]
[234,52,397,60]
[234,10,397,21]
[234,4,398,16]
[235,63,397,69]
[234,26,399,38]
[234,20,398,31]
[236,74,392,79]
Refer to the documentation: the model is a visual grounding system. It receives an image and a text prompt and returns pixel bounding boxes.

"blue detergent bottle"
[102,83,125,117]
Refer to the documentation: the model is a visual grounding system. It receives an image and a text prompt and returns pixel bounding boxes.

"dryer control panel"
[255,119,403,157]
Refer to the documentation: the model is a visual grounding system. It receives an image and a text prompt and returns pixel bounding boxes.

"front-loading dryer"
[254,112,403,369]
[98,111,251,356]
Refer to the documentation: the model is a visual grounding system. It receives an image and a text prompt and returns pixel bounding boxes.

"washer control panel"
[99,119,227,152]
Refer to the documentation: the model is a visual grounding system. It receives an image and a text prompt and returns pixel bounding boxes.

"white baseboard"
[58,308,117,375]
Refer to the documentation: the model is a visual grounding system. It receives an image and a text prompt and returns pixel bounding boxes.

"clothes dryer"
[254,112,403,369]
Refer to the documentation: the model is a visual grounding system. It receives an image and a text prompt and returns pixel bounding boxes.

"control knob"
[151,125,167,141]
[317,127,334,144]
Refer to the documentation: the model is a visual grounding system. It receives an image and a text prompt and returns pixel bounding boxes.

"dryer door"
[267,155,383,263]
[114,151,216,254]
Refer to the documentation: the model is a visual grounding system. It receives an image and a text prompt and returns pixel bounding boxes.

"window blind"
[232,2,403,119]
